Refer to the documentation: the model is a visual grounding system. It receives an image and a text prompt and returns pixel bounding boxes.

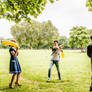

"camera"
[50,47,57,52]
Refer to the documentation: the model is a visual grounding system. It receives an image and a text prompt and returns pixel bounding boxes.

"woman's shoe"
[15,82,22,86]
[47,78,50,82]
[9,84,14,89]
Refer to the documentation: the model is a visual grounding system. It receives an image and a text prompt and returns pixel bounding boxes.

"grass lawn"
[0,49,91,92]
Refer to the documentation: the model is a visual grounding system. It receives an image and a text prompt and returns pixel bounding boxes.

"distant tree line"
[0,21,92,51]
[10,20,60,49]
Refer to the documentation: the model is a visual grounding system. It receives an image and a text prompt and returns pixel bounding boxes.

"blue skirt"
[9,57,21,74]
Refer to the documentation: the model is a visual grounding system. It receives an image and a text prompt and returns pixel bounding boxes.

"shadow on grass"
[46,80,71,84]
[0,85,22,91]
[0,87,11,91]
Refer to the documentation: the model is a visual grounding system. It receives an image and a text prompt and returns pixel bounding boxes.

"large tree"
[0,0,56,23]
[11,21,39,49]
[42,20,60,49]
[11,20,60,49]
[69,26,89,52]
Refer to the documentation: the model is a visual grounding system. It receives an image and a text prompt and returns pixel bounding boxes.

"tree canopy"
[0,0,56,23]
[69,26,89,51]
[88,29,92,35]
[11,20,60,49]
[86,0,92,11]
[59,36,69,48]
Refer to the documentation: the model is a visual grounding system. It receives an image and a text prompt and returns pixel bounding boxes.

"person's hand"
[53,46,59,50]
[16,47,19,51]
[59,44,64,49]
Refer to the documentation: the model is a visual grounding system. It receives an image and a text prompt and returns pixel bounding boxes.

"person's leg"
[55,61,61,80]
[15,73,21,86]
[9,73,16,88]
[47,61,54,81]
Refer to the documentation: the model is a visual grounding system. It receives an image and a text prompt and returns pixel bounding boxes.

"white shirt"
[51,47,60,61]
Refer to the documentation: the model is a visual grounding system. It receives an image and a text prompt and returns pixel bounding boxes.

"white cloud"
[0,19,15,38]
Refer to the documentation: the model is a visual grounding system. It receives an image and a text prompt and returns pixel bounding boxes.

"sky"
[0,0,92,38]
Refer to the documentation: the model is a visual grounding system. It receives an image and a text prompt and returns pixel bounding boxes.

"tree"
[88,29,92,36]
[86,0,92,11]
[69,26,89,52]
[0,37,12,48]
[11,20,60,49]
[11,21,39,49]
[0,0,56,23]
[31,22,47,49]
[42,20,60,49]
[59,36,69,48]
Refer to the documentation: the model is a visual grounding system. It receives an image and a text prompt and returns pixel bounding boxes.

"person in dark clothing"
[87,35,92,91]
[9,40,22,88]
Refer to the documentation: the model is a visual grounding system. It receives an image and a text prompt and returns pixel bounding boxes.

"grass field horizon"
[0,49,91,92]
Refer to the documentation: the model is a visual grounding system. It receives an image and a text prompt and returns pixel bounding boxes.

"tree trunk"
[80,45,85,53]
[48,42,50,50]
[30,44,32,49]
[37,42,40,49]
[81,48,83,52]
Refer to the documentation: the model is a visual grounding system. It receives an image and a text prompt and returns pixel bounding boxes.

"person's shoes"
[47,78,50,82]
[59,78,62,81]
[9,84,14,89]
[15,82,22,86]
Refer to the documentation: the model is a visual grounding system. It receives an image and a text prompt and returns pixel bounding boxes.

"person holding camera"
[47,40,64,82]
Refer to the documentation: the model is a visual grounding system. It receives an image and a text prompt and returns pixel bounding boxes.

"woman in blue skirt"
[9,40,22,88]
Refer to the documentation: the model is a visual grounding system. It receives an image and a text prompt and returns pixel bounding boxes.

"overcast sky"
[0,0,92,38]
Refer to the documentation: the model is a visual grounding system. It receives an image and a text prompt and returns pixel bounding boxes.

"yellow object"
[61,52,64,58]
[1,40,19,48]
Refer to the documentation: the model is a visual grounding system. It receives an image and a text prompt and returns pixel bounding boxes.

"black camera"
[87,44,92,58]
[50,47,57,52]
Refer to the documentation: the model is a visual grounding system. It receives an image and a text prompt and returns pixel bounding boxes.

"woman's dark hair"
[11,40,16,43]
[54,40,58,43]
[90,35,92,40]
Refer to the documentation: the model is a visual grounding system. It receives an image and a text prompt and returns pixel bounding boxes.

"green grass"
[0,49,91,92]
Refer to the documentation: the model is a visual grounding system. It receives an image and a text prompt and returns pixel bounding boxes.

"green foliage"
[0,0,56,23]
[42,20,60,48]
[86,0,92,11]
[69,26,89,49]
[59,36,69,48]
[0,37,10,48]
[88,29,92,36]
[11,20,60,49]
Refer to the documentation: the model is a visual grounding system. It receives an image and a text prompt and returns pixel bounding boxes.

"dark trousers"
[90,58,92,81]
[90,58,92,91]
[48,60,61,80]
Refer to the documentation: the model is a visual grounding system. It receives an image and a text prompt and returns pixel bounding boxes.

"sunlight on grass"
[0,49,91,92]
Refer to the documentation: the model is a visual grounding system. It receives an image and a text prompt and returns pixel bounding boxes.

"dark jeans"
[90,58,92,91]
[48,60,61,80]
[90,58,92,81]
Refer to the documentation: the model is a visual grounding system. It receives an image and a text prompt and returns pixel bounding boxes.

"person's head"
[54,40,58,46]
[9,40,17,47]
[11,40,16,43]
[90,35,92,42]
